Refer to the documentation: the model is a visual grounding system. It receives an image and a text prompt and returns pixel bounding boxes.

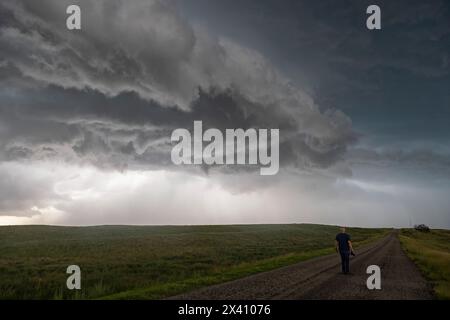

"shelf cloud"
[0,0,449,227]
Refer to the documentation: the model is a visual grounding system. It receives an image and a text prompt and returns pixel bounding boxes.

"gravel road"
[170,231,434,300]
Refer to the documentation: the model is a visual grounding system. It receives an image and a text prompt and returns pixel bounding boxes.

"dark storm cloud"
[0,82,354,171]
[0,0,356,174]
[178,0,450,145]
[0,1,449,228]
[181,0,450,77]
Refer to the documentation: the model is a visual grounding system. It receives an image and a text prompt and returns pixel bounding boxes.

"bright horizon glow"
[1,160,449,229]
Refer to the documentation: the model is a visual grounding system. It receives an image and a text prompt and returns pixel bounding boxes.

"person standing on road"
[335,227,355,274]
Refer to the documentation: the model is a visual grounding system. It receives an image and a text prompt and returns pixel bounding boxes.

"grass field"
[400,229,450,300]
[0,224,387,299]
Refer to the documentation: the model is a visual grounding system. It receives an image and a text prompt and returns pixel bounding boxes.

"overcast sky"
[0,0,449,228]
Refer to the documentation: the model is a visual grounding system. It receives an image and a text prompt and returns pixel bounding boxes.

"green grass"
[399,229,450,300]
[0,224,387,300]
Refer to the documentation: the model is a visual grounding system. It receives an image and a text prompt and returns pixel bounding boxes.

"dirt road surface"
[170,231,434,300]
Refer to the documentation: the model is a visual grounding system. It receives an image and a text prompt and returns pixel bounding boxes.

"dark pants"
[339,250,350,273]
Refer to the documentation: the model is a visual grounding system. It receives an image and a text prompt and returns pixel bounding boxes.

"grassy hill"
[0,224,387,299]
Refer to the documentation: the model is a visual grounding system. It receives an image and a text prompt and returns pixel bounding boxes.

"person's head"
[340,226,346,233]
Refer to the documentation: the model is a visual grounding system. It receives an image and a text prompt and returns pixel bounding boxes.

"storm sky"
[0,0,449,227]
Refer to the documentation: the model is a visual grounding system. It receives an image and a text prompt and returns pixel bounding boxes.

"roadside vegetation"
[400,229,450,299]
